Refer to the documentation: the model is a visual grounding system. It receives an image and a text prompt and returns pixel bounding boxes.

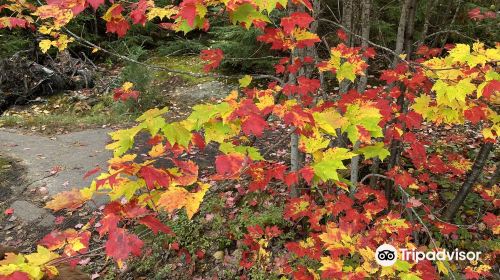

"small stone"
[1,164,11,169]
[212,251,224,260]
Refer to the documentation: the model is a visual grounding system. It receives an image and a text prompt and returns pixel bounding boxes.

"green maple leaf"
[342,103,383,143]
[239,75,252,88]
[398,273,422,280]
[313,148,355,181]
[300,133,330,154]
[187,102,231,130]
[412,94,431,116]
[449,44,471,63]
[163,122,192,147]
[337,62,356,82]
[394,260,412,272]
[219,142,263,160]
[313,108,346,135]
[230,3,270,29]
[253,0,287,12]
[142,116,166,136]
[107,126,142,157]
[136,107,169,122]
[109,179,144,201]
[357,142,390,160]
[204,121,234,143]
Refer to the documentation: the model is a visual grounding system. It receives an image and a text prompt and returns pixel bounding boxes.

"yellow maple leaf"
[25,246,59,267]
[157,183,210,219]
[39,39,52,53]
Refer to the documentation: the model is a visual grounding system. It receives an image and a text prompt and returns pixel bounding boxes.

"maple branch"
[262,127,297,157]
[318,18,411,66]
[60,27,285,85]
[359,173,392,185]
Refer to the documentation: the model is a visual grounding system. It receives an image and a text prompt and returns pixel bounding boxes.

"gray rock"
[0,128,111,195]
[39,214,56,227]
[10,200,49,222]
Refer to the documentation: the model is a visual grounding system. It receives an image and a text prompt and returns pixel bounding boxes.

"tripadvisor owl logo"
[375,244,482,267]
[375,244,398,266]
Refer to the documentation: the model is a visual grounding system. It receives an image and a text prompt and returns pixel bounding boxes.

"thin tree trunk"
[417,0,436,49]
[341,0,354,46]
[440,0,462,49]
[404,0,417,58]
[385,91,407,202]
[392,0,412,67]
[351,0,371,191]
[443,142,495,221]
[356,0,372,92]
[339,0,354,93]
[288,1,303,198]
[369,157,380,187]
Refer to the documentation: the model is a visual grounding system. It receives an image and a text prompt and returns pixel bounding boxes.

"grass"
[0,93,137,133]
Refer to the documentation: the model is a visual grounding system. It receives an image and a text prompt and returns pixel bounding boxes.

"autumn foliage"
[0,0,499,279]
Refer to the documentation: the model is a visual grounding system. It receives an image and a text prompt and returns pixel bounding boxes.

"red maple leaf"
[482,212,499,231]
[176,0,201,27]
[139,166,171,190]
[336,28,348,42]
[200,49,224,72]
[130,0,149,25]
[394,171,415,188]
[98,213,120,236]
[138,215,173,235]
[191,132,206,150]
[0,271,31,280]
[426,154,448,174]
[0,17,28,29]
[242,114,268,137]
[105,228,143,263]
[398,111,423,129]
[113,87,140,101]
[356,125,371,143]
[284,172,299,187]
[468,7,484,20]
[434,221,458,235]
[83,166,101,180]
[280,12,314,34]
[4,208,13,215]
[87,0,104,10]
[464,106,486,124]
[363,47,376,58]
[299,166,314,185]
[214,153,246,179]
[106,20,130,37]
[481,80,499,100]
[406,141,427,169]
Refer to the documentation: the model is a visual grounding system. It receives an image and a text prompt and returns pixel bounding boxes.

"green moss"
[148,55,214,86]
[0,31,33,59]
